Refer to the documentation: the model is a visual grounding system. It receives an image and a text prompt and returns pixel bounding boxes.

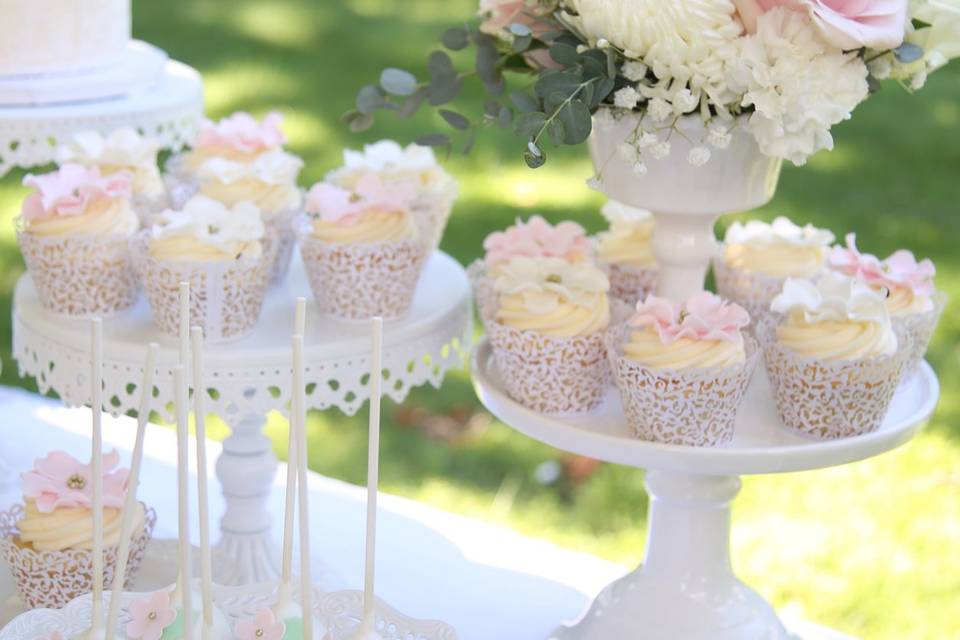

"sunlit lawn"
[0,1,958,638]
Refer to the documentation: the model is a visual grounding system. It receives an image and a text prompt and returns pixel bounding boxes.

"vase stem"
[652,211,719,299]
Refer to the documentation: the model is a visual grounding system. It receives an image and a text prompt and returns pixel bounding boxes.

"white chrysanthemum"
[564,0,744,107]
[727,8,869,166]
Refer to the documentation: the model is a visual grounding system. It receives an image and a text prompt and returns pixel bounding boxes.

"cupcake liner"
[605,323,759,447]
[486,300,631,415]
[466,259,497,327]
[0,504,156,610]
[413,185,457,251]
[17,227,139,317]
[134,229,277,342]
[712,257,787,324]
[299,235,427,320]
[265,209,299,286]
[601,261,658,306]
[893,291,946,377]
[758,318,911,440]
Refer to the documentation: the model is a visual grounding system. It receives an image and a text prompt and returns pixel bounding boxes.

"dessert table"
[0,386,856,640]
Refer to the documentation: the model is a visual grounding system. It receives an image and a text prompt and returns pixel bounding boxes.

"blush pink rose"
[631,292,751,345]
[829,233,935,296]
[21,164,132,221]
[734,0,908,50]
[483,215,593,267]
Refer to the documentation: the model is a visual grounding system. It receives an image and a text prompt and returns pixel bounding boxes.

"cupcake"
[469,215,593,323]
[57,127,167,213]
[137,195,275,342]
[327,140,458,251]
[486,256,615,414]
[299,173,427,320]
[0,450,156,609]
[16,164,140,316]
[170,111,303,284]
[761,272,908,440]
[595,200,657,305]
[606,292,757,446]
[714,216,835,321]
[829,233,943,376]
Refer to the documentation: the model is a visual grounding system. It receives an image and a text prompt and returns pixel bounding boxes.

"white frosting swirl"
[196,151,303,214]
[57,128,164,199]
[724,216,835,278]
[150,196,265,262]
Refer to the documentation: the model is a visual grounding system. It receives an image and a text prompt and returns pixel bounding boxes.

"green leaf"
[592,77,615,107]
[484,100,501,117]
[427,74,462,106]
[440,109,470,130]
[867,74,882,94]
[894,42,924,63]
[498,106,514,129]
[415,133,451,147]
[476,43,501,85]
[484,76,506,96]
[544,90,568,114]
[523,141,546,168]
[549,42,581,66]
[513,34,533,53]
[534,72,582,99]
[509,23,532,37]
[509,90,540,113]
[546,118,565,146]
[398,89,426,119]
[911,18,932,30]
[514,111,546,137]
[558,98,592,144]
[356,84,386,114]
[441,27,469,50]
[462,128,477,154]
[428,51,455,78]
[580,50,607,79]
[380,68,418,96]
[343,111,374,133]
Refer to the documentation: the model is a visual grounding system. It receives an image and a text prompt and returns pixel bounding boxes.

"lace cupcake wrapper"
[713,258,789,325]
[265,209,300,286]
[466,260,496,329]
[600,260,658,307]
[0,504,157,610]
[757,317,911,440]
[299,235,428,321]
[412,186,457,251]
[605,323,759,447]
[892,291,946,378]
[134,229,277,343]
[17,228,139,317]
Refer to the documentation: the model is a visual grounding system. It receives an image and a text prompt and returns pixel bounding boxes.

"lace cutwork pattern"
[713,258,786,324]
[758,319,909,440]
[0,505,157,610]
[300,237,427,321]
[601,261,658,307]
[606,324,759,447]
[17,230,139,317]
[893,291,946,377]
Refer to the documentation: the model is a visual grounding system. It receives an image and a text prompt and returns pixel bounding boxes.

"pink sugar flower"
[631,292,751,345]
[734,0,907,50]
[483,215,592,267]
[197,111,286,154]
[21,449,129,513]
[34,632,63,640]
[305,173,418,225]
[234,607,286,640]
[125,591,177,640]
[21,164,132,221]
[829,233,935,297]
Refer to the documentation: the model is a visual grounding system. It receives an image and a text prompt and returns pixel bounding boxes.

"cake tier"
[0,0,130,76]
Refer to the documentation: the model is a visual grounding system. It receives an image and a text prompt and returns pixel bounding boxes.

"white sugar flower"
[727,8,869,166]
[622,60,649,81]
[613,86,641,109]
[650,141,671,160]
[688,146,711,166]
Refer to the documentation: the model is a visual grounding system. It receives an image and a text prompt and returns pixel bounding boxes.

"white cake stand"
[472,343,938,640]
[11,251,473,585]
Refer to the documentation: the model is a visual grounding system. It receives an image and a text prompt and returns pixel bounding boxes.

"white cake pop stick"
[173,365,194,640]
[293,306,313,639]
[105,343,158,640]
[348,317,384,640]
[86,318,106,640]
[190,328,214,640]
[179,282,190,367]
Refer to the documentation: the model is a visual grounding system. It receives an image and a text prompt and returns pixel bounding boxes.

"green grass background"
[1,1,958,637]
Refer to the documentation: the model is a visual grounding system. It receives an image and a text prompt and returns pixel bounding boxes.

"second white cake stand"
[12,251,473,585]
[471,342,939,640]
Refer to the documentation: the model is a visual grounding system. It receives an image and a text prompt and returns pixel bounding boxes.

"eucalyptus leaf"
[484,100,501,117]
[427,74,462,105]
[509,23,532,37]
[580,50,607,79]
[476,43,500,85]
[523,141,546,168]
[428,51,455,78]
[867,74,882,94]
[484,75,506,96]
[440,109,470,130]
[510,90,540,114]
[462,128,477,154]
[415,133,451,147]
[558,98,591,144]
[546,118,565,146]
[498,106,514,129]
[894,42,924,63]
[514,111,546,137]
[513,34,533,52]
[592,77,615,106]
[345,112,374,132]
[544,90,569,114]
[356,84,386,114]
[549,42,581,66]
[398,89,426,119]
[441,27,469,50]
[535,72,582,99]
[380,68,418,96]
[911,18,932,30]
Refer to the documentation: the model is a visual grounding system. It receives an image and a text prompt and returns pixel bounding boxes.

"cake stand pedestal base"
[550,471,786,640]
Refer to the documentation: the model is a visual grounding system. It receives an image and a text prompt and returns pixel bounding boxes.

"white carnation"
[727,8,869,166]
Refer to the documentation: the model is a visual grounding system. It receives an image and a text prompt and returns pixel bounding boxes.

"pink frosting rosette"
[829,233,935,298]
[21,450,129,512]
[483,215,593,268]
[305,172,418,226]
[21,164,132,222]
[196,111,286,154]
[630,292,751,346]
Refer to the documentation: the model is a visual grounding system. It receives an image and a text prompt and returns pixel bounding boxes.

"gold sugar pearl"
[546,274,562,284]
[147,612,158,621]
[255,629,264,637]
[66,474,86,490]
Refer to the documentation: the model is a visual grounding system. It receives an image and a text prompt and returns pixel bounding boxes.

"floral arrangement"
[350,0,960,168]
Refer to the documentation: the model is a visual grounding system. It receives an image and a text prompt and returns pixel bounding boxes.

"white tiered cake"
[0,0,131,76]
